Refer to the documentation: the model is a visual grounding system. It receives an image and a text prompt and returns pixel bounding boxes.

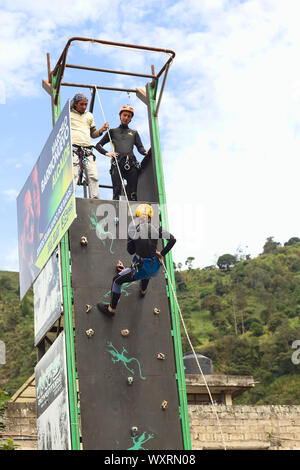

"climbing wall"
[69,198,184,450]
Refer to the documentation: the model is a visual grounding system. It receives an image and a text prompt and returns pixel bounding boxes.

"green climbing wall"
[69,198,184,450]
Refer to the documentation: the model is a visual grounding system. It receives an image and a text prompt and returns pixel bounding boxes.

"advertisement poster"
[35,332,72,450]
[33,247,63,347]
[17,100,76,299]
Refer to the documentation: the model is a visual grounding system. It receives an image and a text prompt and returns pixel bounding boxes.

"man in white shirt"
[70,93,108,199]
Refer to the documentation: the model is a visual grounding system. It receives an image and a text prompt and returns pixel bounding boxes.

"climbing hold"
[153,307,160,315]
[131,426,138,436]
[85,328,94,338]
[80,235,88,246]
[127,376,134,385]
[85,304,92,313]
[161,400,168,410]
[121,329,130,337]
[156,353,165,360]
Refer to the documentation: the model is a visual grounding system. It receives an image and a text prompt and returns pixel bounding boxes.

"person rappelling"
[95,105,148,201]
[97,204,176,317]
[70,93,109,199]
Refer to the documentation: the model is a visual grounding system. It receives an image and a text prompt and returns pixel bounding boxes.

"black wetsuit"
[96,124,147,201]
[109,223,176,309]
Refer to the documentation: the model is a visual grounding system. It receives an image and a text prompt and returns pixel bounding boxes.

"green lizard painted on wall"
[89,209,114,254]
[106,341,146,380]
[103,281,137,299]
[128,431,154,450]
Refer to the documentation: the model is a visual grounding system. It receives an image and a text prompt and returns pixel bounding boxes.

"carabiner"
[124,156,130,171]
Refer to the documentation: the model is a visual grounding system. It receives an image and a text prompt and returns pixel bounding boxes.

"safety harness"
[72,145,96,184]
[111,152,141,171]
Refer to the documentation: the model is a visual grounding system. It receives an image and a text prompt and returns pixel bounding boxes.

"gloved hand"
[116,260,125,272]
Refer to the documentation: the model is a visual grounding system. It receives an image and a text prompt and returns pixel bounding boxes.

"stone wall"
[2,402,300,450]
[1,402,37,450]
[190,405,300,450]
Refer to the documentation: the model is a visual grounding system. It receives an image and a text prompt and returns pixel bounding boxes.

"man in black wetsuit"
[97,204,176,317]
[95,105,148,201]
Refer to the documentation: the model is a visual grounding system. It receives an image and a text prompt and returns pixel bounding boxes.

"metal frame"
[49,37,175,105]
[43,37,190,450]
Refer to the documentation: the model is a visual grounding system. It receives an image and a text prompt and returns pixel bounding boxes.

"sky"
[1,0,300,273]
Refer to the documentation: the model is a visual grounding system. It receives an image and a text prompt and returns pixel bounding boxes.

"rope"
[94,86,136,228]
[161,258,227,451]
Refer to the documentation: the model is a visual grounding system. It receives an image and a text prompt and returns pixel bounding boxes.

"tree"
[215,280,227,296]
[203,265,216,271]
[268,312,285,332]
[185,257,195,270]
[263,236,280,254]
[284,237,300,247]
[217,254,237,270]
[251,322,264,337]
[260,308,271,324]
[177,281,187,291]
[202,294,222,317]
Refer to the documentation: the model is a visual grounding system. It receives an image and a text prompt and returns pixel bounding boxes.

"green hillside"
[176,237,300,404]
[0,272,35,396]
[1,236,300,404]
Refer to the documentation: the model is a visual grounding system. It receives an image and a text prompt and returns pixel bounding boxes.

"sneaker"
[97,303,115,317]
[139,289,147,298]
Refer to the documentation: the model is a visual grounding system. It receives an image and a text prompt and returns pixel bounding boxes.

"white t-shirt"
[70,109,101,146]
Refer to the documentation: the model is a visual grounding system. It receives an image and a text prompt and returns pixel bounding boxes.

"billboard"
[17,100,76,299]
[35,332,72,450]
[33,247,63,347]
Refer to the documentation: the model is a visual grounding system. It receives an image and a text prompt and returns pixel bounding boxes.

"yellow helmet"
[136,203,154,218]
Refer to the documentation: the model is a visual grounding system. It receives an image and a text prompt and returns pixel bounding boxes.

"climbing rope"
[94,86,136,228]
[161,258,227,451]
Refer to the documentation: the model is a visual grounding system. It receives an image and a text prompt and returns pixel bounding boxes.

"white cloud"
[0,1,116,98]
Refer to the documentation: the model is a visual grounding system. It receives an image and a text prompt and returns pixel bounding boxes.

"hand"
[156,251,163,260]
[99,122,109,134]
[116,260,125,272]
[106,152,119,158]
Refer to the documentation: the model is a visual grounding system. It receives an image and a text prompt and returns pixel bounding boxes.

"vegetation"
[1,236,300,406]
[176,237,300,404]
[0,389,10,432]
[0,272,35,397]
